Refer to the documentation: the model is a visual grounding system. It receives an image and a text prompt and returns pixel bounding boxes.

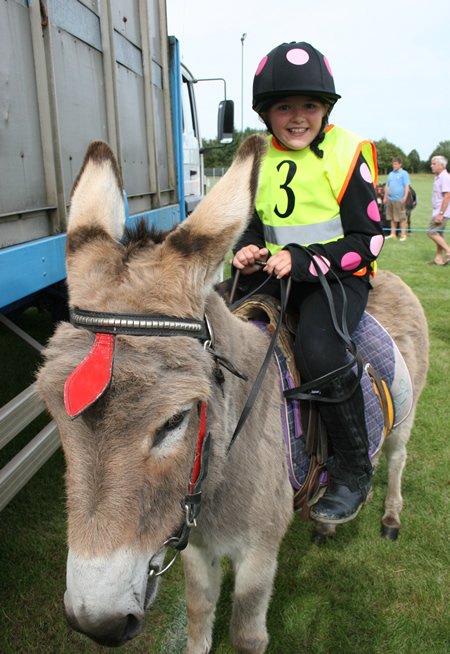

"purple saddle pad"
[253,311,398,491]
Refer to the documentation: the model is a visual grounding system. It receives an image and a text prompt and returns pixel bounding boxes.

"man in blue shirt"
[383,157,410,241]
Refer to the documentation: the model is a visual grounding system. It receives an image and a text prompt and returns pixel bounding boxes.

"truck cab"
[181,63,204,215]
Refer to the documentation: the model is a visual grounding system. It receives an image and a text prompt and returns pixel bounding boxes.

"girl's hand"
[264,250,292,279]
[232,246,269,275]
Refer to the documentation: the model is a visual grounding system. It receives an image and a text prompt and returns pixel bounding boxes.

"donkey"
[37,135,428,653]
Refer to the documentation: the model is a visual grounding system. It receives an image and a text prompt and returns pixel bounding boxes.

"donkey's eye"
[152,410,190,450]
[166,412,187,430]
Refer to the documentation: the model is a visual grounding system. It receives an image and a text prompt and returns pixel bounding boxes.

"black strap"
[227,275,291,452]
[229,262,276,309]
[70,307,208,340]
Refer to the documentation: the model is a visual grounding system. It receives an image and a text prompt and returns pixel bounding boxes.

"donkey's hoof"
[381,524,400,541]
[311,529,333,546]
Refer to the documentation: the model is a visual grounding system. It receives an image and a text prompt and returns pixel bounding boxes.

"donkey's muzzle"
[65,603,145,647]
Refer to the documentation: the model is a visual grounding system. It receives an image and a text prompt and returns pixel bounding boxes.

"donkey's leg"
[229,548,279,654]
[311,521,337,544]
[381,411,414,541]
[183,545,222,654]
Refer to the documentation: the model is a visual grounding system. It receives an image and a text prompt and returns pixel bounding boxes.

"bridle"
[64,306,248,578]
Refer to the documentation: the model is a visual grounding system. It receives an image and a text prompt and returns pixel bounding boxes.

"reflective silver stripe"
[263,216,344,246]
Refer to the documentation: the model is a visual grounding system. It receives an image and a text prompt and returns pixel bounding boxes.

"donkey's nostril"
[122,613,144,642]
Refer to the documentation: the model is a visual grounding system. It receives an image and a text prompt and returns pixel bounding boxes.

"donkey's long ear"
[65,141,125,307]
[68,141,125,242]
[164,134,267,279]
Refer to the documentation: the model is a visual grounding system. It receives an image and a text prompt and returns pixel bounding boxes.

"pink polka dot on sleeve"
[370,234,384,256]
[360,163,373,184]
[341,252,362,271]
[367,200,380,222]
[309,255,330,276]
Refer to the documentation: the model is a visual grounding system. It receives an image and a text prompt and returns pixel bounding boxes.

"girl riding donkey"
[228,41,385,524]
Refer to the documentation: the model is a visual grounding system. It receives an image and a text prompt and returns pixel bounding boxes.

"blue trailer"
[0,0,233,509]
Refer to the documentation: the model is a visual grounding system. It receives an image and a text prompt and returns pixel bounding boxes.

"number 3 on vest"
[274,160,297,218]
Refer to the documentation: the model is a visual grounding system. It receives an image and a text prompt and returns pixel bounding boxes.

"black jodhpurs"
[228,270,370,384]
[223,269,374,485]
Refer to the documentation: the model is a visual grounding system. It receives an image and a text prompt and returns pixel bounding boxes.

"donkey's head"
[37,135,266,646]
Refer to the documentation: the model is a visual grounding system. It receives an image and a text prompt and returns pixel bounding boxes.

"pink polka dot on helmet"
[252,41,341,114]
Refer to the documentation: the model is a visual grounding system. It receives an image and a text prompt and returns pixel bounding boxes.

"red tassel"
[64,333,115,418]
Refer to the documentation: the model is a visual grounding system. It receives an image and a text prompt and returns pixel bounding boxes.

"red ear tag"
[64,333,115,418]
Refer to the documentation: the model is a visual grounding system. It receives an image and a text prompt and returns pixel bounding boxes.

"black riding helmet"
[253,42,341,157]
[253,41,341,114]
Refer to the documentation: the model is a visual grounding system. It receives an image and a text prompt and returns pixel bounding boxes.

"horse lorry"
[0,0,233,510]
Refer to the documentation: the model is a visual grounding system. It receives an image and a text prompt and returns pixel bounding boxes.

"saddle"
[232,294,411,514]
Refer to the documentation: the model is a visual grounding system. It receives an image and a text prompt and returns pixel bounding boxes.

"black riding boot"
[309,371,373,524]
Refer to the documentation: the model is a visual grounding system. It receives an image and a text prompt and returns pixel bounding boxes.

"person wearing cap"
[231,42,384,524]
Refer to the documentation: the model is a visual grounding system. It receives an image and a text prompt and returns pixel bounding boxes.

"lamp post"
[241,33,247,142]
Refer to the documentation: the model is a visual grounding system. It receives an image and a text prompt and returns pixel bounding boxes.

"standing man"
[427,156,450,265]
[383,157,410,241]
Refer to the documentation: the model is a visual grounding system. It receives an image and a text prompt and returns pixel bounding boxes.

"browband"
[70,308,209,341]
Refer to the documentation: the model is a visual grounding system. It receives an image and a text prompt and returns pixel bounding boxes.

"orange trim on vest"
[352,267,367,277]
[271,136,290,152]
[337,139,378,204]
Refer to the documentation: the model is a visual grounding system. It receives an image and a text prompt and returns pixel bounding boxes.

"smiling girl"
[230,41,384,524]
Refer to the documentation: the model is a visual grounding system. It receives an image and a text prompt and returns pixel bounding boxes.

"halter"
[64,305,247,578]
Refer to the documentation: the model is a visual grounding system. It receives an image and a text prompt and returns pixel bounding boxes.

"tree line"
[203,129,450,174]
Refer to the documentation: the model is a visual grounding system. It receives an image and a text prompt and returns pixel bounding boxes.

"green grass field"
[0,173,449,653]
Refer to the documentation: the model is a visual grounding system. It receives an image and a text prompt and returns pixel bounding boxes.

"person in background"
[426,156,450,265]
[230,41,384,524]
[383,157,410,241]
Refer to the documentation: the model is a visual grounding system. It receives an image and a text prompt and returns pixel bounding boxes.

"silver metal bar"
[38,0,68,233]
[0,206,57,221]
[139,0,160,205]
[0,383,46,450]
[158,0,177,204]
[0,420,60,512]
[0,314,44,353]
[29,1,61,234]
[99,0,121,160]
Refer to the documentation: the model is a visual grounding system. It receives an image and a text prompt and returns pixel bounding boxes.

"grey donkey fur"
[37,135,428,653]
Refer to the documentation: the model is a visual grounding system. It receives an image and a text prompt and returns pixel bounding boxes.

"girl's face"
[267,95,328,150]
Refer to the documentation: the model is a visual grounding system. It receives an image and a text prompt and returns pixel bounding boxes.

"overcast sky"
[167,0,449,162]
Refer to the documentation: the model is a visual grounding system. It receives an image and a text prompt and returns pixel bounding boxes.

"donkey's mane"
[122,218,173,249]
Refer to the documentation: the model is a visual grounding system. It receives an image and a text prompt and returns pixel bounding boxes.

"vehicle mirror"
[218,100,234,143]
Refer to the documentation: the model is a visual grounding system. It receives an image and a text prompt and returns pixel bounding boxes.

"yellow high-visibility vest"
[255,126,378,254]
